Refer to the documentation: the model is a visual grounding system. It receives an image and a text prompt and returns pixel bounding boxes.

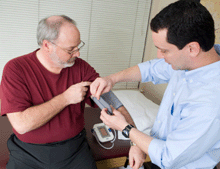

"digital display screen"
[98,126,110,138]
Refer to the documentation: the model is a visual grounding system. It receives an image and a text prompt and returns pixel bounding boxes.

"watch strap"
[122,124,134,138]
[126,124,134,130]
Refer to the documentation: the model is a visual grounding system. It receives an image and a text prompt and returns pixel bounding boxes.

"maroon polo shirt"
[1,49,99,144]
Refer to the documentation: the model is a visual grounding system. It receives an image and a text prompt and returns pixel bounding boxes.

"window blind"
[0,0,152,90]
[0,0,38,74]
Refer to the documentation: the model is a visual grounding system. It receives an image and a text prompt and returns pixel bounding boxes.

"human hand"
[100,106,129,131]
[63,81,91,105]
[90,76,115,100]
[129,146,146,169]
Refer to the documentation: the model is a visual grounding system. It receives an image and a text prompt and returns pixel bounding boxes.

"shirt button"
[190,79,193,83]
[183,78,186,81]
[173,93,176,96]
[158,120,161,124]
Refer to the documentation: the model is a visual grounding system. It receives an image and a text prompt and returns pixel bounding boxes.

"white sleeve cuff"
[148,138,166,168]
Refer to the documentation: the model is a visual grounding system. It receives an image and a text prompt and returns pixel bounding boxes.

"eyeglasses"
[50,40,85,55]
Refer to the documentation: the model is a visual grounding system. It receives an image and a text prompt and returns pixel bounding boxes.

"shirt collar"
[184,60,220,82]
[184,44,220,81]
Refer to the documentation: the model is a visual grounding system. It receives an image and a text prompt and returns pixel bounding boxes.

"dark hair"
[150,0,215,51]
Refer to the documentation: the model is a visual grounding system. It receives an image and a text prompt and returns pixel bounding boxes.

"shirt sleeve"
[79,59,99,108]
[148,103,220,168]
[138,59,174,84]
[1,59,32,116]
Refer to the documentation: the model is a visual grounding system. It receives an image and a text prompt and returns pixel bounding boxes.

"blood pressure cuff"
[101,91,123,110]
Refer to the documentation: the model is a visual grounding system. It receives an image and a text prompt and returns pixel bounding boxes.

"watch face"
[122,129,129,138]
[124,130,129,135]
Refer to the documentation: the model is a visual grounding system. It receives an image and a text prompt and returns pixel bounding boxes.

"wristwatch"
[122,124,135,138]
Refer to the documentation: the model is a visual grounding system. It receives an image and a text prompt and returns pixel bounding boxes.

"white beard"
[50,49,75,68]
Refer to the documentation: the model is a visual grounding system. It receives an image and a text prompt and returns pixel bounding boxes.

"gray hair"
[37,15,77,46]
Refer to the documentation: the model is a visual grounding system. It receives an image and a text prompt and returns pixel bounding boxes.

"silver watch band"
[130,141,137,146]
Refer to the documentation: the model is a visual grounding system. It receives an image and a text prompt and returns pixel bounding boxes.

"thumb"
[101,108,108,114]
[110,105,115,110]
[110,105,117,114]
[129,157,134,168]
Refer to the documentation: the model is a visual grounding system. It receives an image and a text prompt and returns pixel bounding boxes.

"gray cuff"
[100,91,123,110]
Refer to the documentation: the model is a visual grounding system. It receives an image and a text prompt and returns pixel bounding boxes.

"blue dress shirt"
[138,44,220,169]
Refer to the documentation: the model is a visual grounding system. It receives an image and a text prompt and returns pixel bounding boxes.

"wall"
[140,0,220,105]
[0,1,151,91]
[139,0,176,105]
[201,0,220,44]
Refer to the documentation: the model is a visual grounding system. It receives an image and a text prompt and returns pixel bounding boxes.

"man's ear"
[187,42,201,58]
[42,40,52,52]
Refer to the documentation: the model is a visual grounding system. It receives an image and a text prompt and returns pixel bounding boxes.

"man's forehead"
[152,30,168,47]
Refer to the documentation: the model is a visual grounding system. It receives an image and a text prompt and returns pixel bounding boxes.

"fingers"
[129,146,145,169]
[82,86,89,92]
[100,108,108,123]
[80,81,91,93]
[130,160,142,169]
[90,80,99,96]
[81,81,92,87]
[110,105,121,116]
[110,105,115,111]
[100,108,109,117]
[129,157,134,168]
[90,77,111,100]
[95,83,107,100]
[64,81,91,105]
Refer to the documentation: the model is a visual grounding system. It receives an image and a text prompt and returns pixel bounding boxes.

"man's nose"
[72,50,80,58]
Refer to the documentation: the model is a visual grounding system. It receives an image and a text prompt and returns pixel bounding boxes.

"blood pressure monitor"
[90,94,118,149]
[92,123,114,143]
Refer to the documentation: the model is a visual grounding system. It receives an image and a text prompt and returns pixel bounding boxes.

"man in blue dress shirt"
[90,0,220,169]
